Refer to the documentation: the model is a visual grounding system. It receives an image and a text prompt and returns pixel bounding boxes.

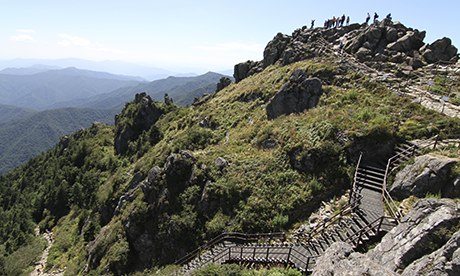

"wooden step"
[356,176,384,187]
[356,171,385,182]
[360,165,386,173]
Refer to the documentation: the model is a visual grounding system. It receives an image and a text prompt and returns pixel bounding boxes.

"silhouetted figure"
[365,13,370,25]
[341,14,346,27]
[311,19,315,29]
[332,16,337,28]
[386,13,392,21]
[374,12,379,23]
[324,20,328,28]
[346,16,350,26]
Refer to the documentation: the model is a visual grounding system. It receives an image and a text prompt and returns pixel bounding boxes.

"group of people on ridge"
[310,12,393,30]
[319,14,350,29]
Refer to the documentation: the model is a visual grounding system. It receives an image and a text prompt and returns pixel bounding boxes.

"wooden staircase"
[176,138,445,275]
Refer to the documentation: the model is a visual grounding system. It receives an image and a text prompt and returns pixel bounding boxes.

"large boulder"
[312,242,397,276]
[368,198,460,272]
[390,154,458,199]
[387,30,426,52]
[263,32,291,67]
[164,150,196,196]
[421,37,459,63]
[114,93,164,155]
[266,70,323,120]
[402,231,460,276]
[233,60,263,83]
[215,77,232,92]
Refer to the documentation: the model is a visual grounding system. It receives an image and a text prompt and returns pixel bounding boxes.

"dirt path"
[30,229,63,276]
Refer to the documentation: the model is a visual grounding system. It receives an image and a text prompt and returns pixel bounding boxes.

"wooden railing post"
[252,247,256,259]
[266,247,270,259]
[286,246,292,263]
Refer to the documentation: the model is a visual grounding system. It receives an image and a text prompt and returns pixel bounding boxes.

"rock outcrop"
[368,198,460,272]
[402,231,460,276]
[312,198,460,275]
[421,37,459,64]
[390,154,458,199]
[114,93,164,155]
[233,60,262,83]
[266,70,322,120]
[313,242,397,276]
[233,19,458,82]
[215,77,232,92]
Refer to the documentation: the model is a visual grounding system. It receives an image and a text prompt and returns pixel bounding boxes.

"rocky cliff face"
[266,69,323,120]
[313,198,460,276]
[234,19,458,82]
[114,93,165,155]
[390,154,458,199]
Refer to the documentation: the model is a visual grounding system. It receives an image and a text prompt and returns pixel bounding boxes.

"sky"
[0,0,459,73]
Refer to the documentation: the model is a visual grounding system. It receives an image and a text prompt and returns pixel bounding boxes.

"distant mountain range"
[53,71,227,109]
[0,58,176,81]
[0,67,143,110]
[0,107,117,174]
[0,104,35,124]
[0,65,230,174]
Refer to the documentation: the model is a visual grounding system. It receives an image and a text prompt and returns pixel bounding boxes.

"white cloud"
[58,33,91,47]
[57,33,124,55]
[10,34,35,42]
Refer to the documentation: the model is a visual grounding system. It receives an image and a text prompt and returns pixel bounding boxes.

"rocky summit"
[234,19,458,82]
[0,14,459,276]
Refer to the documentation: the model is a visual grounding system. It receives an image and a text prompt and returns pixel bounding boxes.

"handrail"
[175,231,286,265]
[382,135,441,222]
[305,193,362,242]
[344,216,387,246]
[349,152,363,205]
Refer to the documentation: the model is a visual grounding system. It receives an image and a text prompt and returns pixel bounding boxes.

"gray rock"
[266,70,322,120]
[263,32,291,67]
[387,30,426,52]
[312,242,397,276]
[390,154,458,199]
[215,157,229,170]
[402,230,460,276]
[422,37,459,63]
[164,150,196,195]
[216,77,232,92]
[385,27,399,43]
[368,198,460,272]
[261,138,278,149]
[233,60,262,82]
[114,93,164,155]
[356,47,373,61]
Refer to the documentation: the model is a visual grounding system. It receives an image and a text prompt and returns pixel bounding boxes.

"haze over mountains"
[53,71,226,109]
[0,58,189,81]
[0,63,230,174]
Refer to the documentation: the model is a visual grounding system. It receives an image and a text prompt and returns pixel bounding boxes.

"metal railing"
[175,232,286,266]
[349,152,363,205]
[382,135,443,222]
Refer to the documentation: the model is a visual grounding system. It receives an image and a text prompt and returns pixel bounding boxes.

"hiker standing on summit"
[365,13,370,25]
[374,12,379,23]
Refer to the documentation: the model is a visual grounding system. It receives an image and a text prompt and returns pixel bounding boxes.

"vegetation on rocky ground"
[0,57,459,275]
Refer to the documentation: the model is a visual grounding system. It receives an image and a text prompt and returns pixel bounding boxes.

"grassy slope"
[1,58,459,274]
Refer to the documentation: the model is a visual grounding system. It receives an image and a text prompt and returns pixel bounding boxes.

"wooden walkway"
[176,140,429,275]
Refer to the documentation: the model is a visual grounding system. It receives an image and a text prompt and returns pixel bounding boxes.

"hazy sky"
[1,0,459,72]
